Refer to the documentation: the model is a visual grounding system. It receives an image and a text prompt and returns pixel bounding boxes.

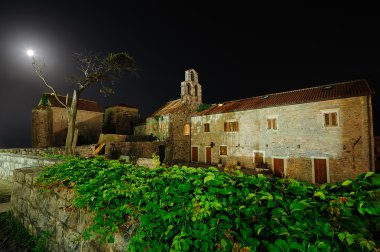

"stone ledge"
[13,167,45,184]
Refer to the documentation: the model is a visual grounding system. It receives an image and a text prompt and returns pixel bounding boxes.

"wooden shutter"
[324,113,330,126]
[331,113,337,126]
[235,121,239,131]
[273,119,277,129]
[224,122,228,132]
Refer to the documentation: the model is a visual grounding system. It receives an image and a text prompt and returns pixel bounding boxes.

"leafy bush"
[198,103,212,112]
[37,157,380,251]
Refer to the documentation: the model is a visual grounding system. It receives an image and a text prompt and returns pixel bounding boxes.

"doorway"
[273,158,285,178]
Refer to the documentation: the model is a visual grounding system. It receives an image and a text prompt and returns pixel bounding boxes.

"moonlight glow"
[26,49,35,57]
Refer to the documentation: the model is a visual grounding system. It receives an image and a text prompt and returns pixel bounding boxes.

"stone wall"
[103,106,139,135]
[111,141,159,158]
[0,145,97,158]
[0,153,58,181]
[11,167,137,252]
[32,106,52,148]
[133,123,146,136]
[146,104,198,164]
[191,96,374,183]
[32,106,103,148]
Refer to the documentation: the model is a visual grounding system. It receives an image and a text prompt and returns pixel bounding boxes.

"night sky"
[0,2,378,148]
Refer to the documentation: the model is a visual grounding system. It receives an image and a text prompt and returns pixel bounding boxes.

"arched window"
[194,85,198,97]
[184,124,190,136]
[191,71,195,81]
[187,83,191,94]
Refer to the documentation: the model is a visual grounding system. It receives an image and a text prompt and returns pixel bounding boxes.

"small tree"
[32,52,138,155]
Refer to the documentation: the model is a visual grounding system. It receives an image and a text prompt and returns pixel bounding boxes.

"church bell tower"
[180,69,202,104]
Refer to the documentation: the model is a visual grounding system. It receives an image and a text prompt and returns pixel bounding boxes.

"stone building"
[146,69,202,163]
[103,104,139,135]
[32,94,103,148]
[191,80,375,183]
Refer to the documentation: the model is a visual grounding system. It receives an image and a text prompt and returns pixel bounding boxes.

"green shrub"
[36,157,380,251]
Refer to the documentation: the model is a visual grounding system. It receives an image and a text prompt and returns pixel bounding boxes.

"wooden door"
[314,159,327,184]
[273,158,284,178]
[192,147,198,162]
[254,152,264,167]
[206,147,211,164]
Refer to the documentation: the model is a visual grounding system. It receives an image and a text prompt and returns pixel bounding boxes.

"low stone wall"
[110,141,159,158]
[0,153,58,181]
[0,144,97,157]
[11,167,138,252]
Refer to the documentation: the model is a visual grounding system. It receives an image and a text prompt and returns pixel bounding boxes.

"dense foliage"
[37,157,380,251]
[198,103,212,112]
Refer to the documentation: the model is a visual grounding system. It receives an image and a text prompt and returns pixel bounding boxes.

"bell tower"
[181,69,202,104]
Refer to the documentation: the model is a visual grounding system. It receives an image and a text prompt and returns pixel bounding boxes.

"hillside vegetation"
[37,157,380,251]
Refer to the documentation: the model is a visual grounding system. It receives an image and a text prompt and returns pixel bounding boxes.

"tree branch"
[32,58,67,108]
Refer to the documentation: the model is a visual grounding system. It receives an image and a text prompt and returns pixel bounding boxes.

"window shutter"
[273,119,277,130]
[235,121,239,131]
[331,113,337,126]
[324,113,330,126]
[224,122,228,132]
[267,119,271,129]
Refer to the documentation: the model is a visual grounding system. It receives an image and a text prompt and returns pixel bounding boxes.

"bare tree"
[32,52,138,155]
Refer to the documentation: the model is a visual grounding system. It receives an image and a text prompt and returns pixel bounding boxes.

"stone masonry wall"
[112,141,160,158]
[0,153,58,181]
[11,167,138,252]
[51,108,103,147]
[191,96,373,183]
[0,145,97,158]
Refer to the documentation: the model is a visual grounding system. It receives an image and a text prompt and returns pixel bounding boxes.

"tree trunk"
[65,90,79,156]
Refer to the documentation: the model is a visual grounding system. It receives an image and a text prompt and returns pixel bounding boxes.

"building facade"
[32,94,104,148]
[191,80,375,183]
[145,69,202,163]
[103,104,139,135]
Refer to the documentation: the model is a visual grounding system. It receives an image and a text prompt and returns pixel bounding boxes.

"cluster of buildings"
[32,69,377,183]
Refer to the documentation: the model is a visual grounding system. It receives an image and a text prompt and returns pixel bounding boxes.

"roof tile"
[43,94,103,112]
[197,79,374,116]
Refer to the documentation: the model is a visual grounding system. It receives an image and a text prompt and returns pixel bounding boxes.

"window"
[194,85,198,96]
[191,71,195,81]
[204,123,210,132]
[323,112,338,127]
[224,121,239,132]
[267,118,277,130]
[253,151,265,168]
[184,124,190,136]
[220,145,228,156]
[187,84,191,94]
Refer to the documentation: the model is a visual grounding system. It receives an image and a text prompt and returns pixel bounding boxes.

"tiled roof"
[106,104,138,109]
[43,94,103,112]
[197,79,374,116]
[149,99,183,117]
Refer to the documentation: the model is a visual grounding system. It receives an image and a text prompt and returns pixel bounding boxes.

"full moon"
[26,49,35,57]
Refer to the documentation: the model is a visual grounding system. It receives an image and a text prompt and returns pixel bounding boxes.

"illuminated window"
[220,145,228,156]
[184,124,190,136]
[224,121,239,132]
[323,111,339,127]
[204,123,210,132]
[267,118,277,130]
